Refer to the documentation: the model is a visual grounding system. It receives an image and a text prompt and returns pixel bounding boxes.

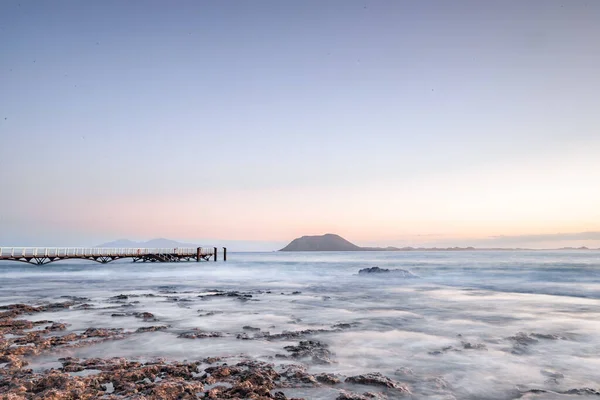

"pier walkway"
[0,247,225,265]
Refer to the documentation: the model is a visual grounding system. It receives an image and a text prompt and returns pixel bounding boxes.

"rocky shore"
[2,286,599,399]
[0,294,412,399]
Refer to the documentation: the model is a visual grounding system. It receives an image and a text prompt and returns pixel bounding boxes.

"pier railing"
[0,247,211,258]
[0,247,222,265]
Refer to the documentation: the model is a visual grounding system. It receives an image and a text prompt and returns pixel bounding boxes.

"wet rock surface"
[178,329,223,339]
[279,340,335,364]
[345,372,410,392]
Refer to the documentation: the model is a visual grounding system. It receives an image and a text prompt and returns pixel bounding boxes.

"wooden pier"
[0,247,227,265]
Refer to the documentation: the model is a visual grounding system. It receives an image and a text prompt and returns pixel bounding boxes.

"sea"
[1,250,600,399]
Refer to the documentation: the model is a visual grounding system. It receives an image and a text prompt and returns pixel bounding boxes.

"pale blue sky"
[1,1,599,249]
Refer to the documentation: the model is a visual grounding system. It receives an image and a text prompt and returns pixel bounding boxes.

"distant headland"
[279,234,597,252]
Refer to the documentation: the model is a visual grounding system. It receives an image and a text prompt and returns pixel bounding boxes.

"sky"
[1,1,600,250]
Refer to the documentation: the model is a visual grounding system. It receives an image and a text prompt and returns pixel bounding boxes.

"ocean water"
[1,251,600,399]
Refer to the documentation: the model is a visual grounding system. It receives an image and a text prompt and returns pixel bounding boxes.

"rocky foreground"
[2,291,600,400]
[0,295,413,400]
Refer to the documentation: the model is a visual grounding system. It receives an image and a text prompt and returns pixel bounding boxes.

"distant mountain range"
[279,234,599,252]
[97,238,198,248]
[95,236,598,251]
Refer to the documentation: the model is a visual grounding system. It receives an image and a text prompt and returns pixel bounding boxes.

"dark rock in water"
[243,326,261,331]
[345,372,410,392]
[363,392,388,399]
[283,340,335,364]
[111,294,128,300]
[316,373,342,384]
[198,291,254,302]
[110,311,156,321]
[521,388,600,396]
[198,310,224,317]
[202,356,222,364]
[358,267,417,277]
[60,296,90,302]
[45,301,75,310]
[337,390,371,400]
[74,303,94,309]
[530,332,565,340]
[332,322,360,330]
[178,329,222,339]
[337,390,389,400]
[563,388,600,395]
[165,296,194,304]
[135,325,168,333]
[462,341,487,350]
[508,332,539,346]
[255,328,331,340]
[280,364,318,385]
[135,312,156,321]
[111,313,127,317]
[359,267,390,274]
[428,346,456,355]
[83,327,124,338]
[333,323,351,329]
[49,322,67,331]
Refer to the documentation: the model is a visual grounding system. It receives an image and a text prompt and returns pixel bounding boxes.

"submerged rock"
[519,387,600,397]
[243,326,261,331]
[530,333,566,340]
[198,291,254,301]
[461,341,487,350]
[428,346,456,355]
[281,340,335,364]
[508,332,539,345]
[332,322,361,330]
[358,267,417,277]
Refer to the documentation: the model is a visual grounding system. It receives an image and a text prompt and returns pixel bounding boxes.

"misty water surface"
[1,251,600,399]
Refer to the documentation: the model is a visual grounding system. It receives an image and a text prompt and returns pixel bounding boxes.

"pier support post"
[223,247,227,261]
[213,247,217,262]
[196,247,201,262]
